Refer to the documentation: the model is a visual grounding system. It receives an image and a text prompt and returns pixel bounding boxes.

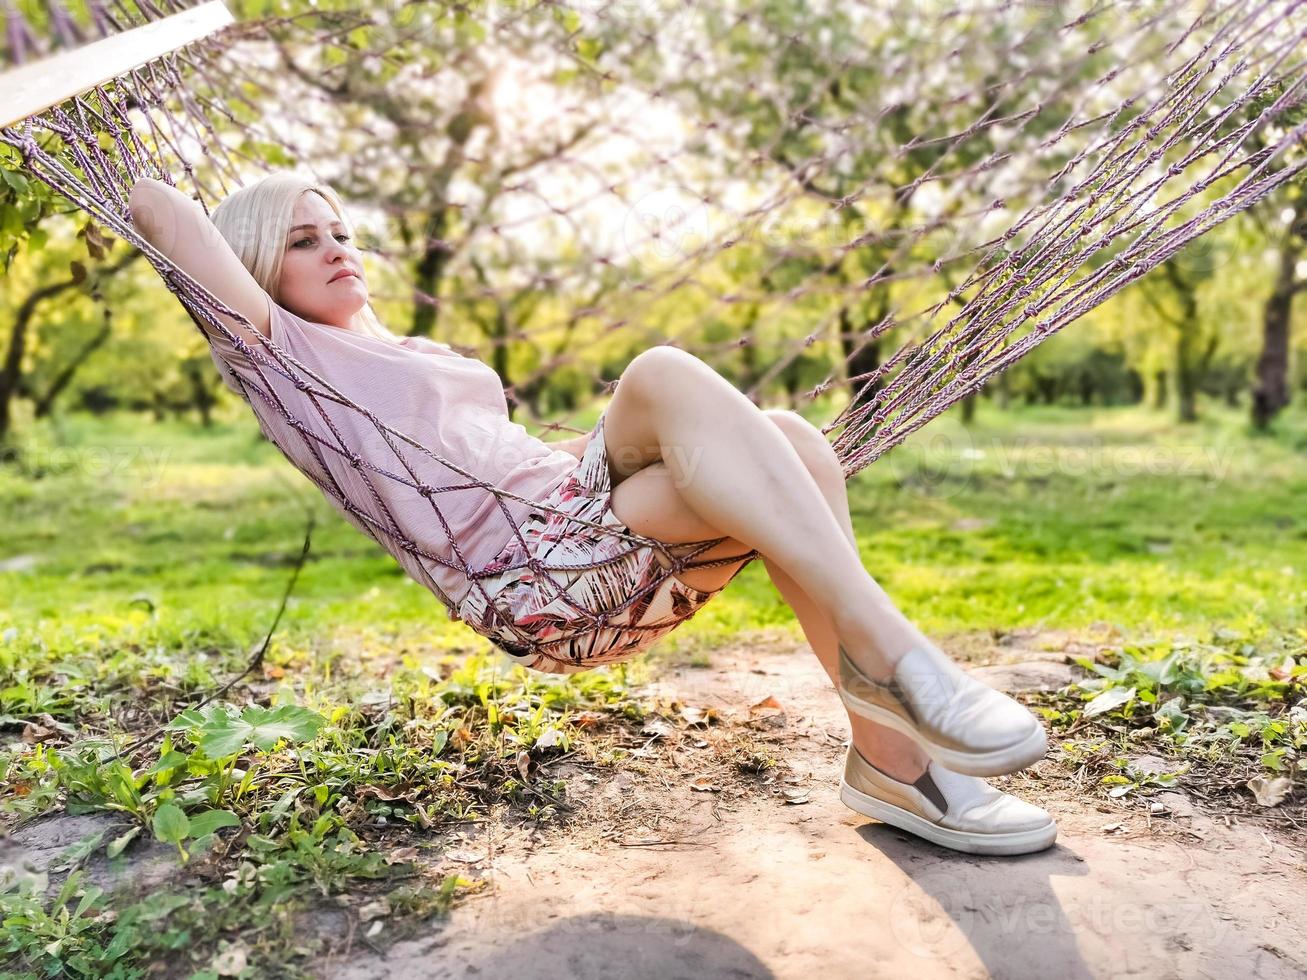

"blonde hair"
[210,172,398,343]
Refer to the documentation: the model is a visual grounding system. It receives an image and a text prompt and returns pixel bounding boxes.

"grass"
[1,398,1305,976]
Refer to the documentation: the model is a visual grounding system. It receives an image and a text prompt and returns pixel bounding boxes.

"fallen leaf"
[516,750,532,784]
[1247,774,1292,807]
[642,717,676,738]
[444,848,483,863]
[36,714,76,737]
[357,784,419,803]
[211,945,248,977]
[1083,686,1136,718]
[386,847,420,865]
[20,722,54,744]
[358,689,393,714]
[747,695,787,729]
[679,705,720,728]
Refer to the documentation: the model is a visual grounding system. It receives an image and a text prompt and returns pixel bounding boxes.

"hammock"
[2,0,1305,672]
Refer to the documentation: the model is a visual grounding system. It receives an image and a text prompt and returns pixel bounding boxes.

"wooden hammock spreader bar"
[0,0,234,129]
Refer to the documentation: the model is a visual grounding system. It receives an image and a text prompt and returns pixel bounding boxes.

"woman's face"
[277,191,369,329]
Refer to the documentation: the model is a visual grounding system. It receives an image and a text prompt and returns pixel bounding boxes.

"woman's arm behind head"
[128,177,272,348]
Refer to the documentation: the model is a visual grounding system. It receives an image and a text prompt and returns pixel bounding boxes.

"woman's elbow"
[128,177,183,244]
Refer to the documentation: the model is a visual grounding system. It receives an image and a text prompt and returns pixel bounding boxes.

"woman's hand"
[548,433,591,460]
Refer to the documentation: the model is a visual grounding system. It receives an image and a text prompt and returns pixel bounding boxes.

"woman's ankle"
[850,733,930,784]
[832,616,902,682]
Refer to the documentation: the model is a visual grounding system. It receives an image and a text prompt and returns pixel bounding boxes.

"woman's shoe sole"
[840,687,1048,777]
[840,780,1057,856]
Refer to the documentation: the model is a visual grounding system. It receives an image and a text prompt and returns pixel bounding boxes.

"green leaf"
[152,803,190,844]
[1153,696,1189,733]
[1083,686,1136,718]
[146,750,190,777]
[106,826,141,859]
[195,704,325,758]
[0,168,27,193]
[166,708,208,732]
[187,809,240,839]
[53,830,106,872]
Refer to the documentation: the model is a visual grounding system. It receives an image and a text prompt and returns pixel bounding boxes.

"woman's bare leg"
[755,413,931,783]
[603,346,943,681]
[610,407,930,783]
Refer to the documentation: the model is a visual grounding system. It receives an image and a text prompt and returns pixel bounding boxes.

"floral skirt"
[455,411,754,674]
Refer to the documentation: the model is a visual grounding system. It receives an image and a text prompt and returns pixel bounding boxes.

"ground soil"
[323,634,1307,980]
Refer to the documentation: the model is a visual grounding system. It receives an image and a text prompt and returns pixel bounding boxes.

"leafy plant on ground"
[1038,626,1307,806]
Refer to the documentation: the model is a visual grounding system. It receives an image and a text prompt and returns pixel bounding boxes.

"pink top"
[206,302,583,614]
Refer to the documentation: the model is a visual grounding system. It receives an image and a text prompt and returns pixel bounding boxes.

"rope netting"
[2,0,1306,668]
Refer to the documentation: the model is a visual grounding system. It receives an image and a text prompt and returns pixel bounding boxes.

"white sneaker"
[838,643,1048,776]
[840,745,1057,856]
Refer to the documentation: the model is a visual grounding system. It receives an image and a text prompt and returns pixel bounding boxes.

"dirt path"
[322,639,1307,980]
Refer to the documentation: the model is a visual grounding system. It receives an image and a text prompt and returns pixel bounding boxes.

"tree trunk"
[1224,378,1241,408]
[1163,259,1201,423]
[839,301,887,413]
[410,209,450,338]
[1152,370,1168,410]
[1252,228,1301,429]
[182,359,217,428]
[33,320,113,419]
[1176,325,1198,423]
[0,250,140,439]
[0,277,79,438]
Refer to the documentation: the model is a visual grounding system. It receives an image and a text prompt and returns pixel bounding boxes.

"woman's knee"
[620,346,708,405]
[763,409,843,485]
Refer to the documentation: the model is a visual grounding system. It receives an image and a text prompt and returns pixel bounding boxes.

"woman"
[129,172,1057,856]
